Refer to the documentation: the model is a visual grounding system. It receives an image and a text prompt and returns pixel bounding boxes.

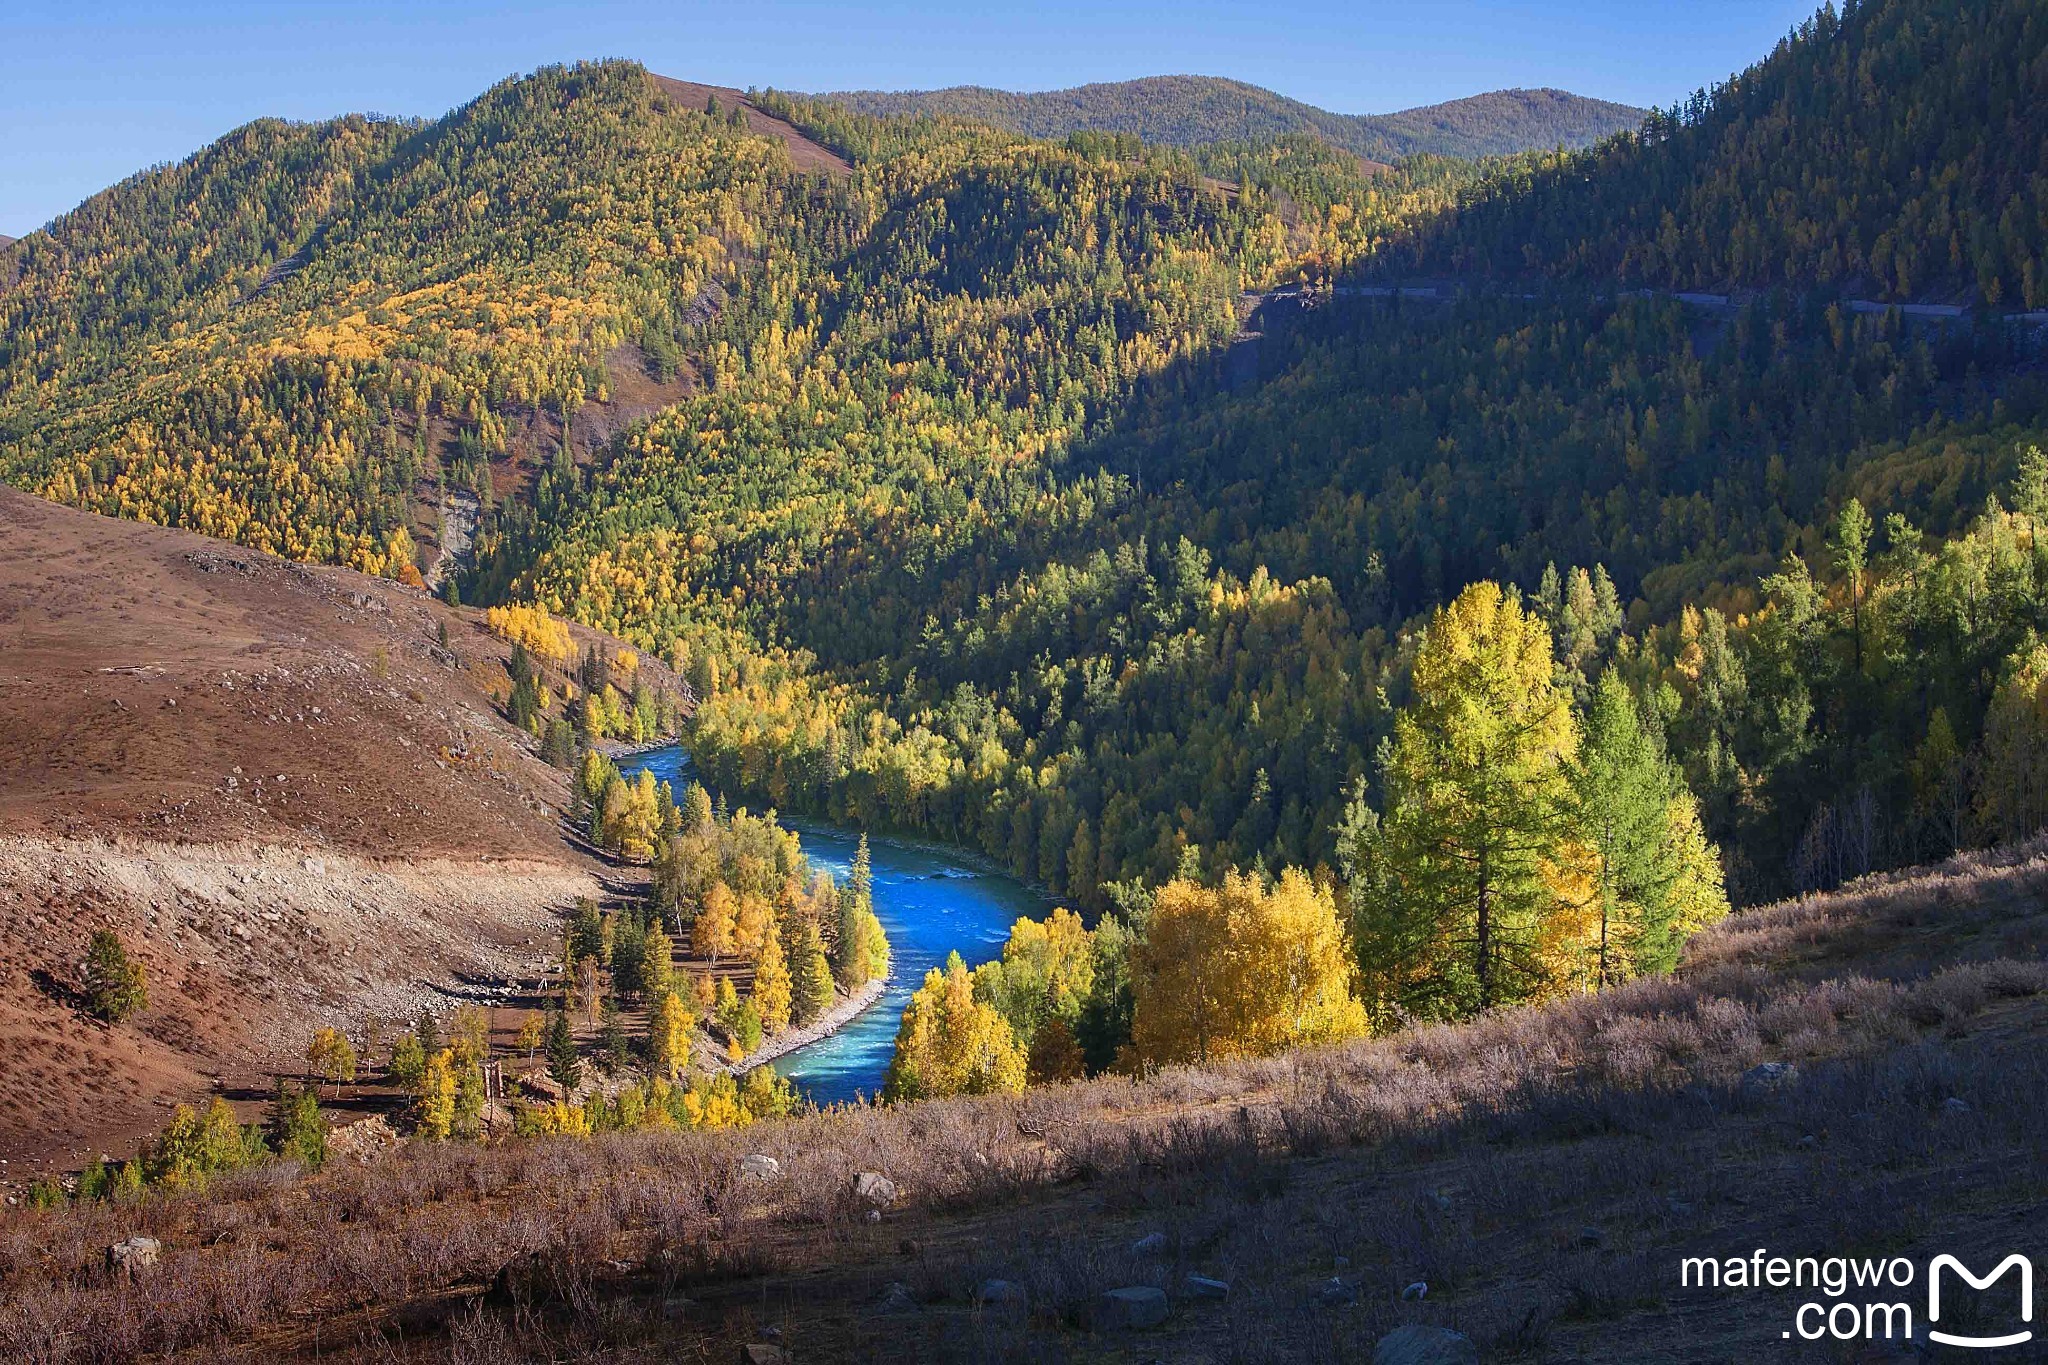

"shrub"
[81,929,147,1022]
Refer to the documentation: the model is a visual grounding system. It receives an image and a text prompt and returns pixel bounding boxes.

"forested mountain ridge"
[0,64,808,575]
[812,76,1645,162]
[1392,0,2048,305]
[3,0,2047,936]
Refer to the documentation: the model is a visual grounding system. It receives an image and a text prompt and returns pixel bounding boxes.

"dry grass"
[4,843,2046,1361]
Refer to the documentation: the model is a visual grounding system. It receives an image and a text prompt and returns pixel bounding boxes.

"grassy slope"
[812,76,1645,161]
[0,488,687,1181]
[3,837,2043,1361]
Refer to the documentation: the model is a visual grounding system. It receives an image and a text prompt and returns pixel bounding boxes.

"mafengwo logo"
[1929,1254,2033,1350]
[1680,1249,2034,1348]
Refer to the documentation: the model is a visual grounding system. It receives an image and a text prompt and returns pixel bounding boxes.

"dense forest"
[5,0,2048,1082]
[812,77,1645,163]
[0,64,797,575]
[1394,0,2048,304]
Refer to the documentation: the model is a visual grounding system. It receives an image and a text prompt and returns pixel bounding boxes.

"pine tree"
[834,840,889,988]
[610,916,647,1001]
[268,1082,326,1170]
[641,920,675,1003]
[847,831,871,901]
[681,781,715,834]
[599,996,629,1074]
[1358,582,1578,1020]
[646,989,691,1081]
[545,1005,580,1097]
[388,1033,427,1093]
[81,929,147,1022]
[792,922,835,1025]
[418,1050,457,1141]
[1832,497,1873,672]
[1571,670,1686,986]
[753,918,793,1035]
[415,1009,441,1059]
[542,718,578,767]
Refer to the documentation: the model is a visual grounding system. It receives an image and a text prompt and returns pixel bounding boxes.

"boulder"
[1185,1274,1230,1300]
[107,1236,160,1275]
[853,1171,897,1206]
[1739,1061,1799,1097]
[1401,1281,1428,1301]
[1372,1325,1480,1365]
[739,1346,789,1365]
[1095,1285,1170,1330]
[976,1278,1028,1310]
[1942,1096,1972,1115]
[739,1154,781,1181]
[1130,1231,1167,1256]
[1318,1277,1359,1307]
[871,1281,921,1315]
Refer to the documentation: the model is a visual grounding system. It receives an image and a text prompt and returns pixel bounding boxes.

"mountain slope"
[0,487,673,1174]
[813,75,1644,160]
[1396,0,2048,303]
[7,835,2046,1361]
[0,62,816,581]
[6,4,2048,937]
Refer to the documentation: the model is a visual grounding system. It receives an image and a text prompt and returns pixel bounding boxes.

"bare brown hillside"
[649,75,852,177]
[0,489,661,1176]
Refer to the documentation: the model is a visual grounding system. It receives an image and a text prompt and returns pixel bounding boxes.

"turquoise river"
[616,744,1049,1105]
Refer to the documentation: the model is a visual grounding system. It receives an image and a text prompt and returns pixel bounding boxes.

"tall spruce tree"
[1572,669,1686,985]
[792,922,835,1025]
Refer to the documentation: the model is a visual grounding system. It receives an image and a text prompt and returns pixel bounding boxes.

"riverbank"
[595,735,685,761]
[730,977,888,1077]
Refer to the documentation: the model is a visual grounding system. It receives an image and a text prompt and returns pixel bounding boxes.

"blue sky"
[2,0,1820,237]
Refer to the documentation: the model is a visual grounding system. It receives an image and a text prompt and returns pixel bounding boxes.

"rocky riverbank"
[730,978,888,1076]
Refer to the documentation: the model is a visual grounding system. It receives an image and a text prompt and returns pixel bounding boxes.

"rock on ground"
[1095,1285,1170,1330]
[1372,1325,1479,1365]
[107,1236,161,1275]
[1376,1326,1474,1358]
[1740,1061,1799,1096]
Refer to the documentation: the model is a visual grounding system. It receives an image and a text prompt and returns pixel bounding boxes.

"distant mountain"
[810,76,1645,161]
